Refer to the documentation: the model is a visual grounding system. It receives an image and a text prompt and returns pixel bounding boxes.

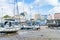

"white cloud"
[0,4,14,17]
[48,6,60,14]
[32,0,47,7]
[0,0,15,18]
[17,2,36,18]
[0,0,59,18]
[17,0,51,16]
[34,0,59,6]
[18,2,36,14]
[17,0,60,16]
[47,0,60,14]
[0,0,6,2]
[30,0,59,15]
[45,0,58,6]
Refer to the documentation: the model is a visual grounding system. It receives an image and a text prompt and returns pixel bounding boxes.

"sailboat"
[20,0,40,30]
[0,0,20,33]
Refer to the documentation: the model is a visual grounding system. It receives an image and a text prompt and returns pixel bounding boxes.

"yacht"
[0,0,21,33]
[20,20,40,30]
[0,18,20,33]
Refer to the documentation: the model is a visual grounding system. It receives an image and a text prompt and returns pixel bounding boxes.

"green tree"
[3,15,11,18]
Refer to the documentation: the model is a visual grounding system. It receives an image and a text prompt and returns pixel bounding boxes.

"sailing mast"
[16,0,19,15]
[30,6,33,20]
[1,7,3,23]
[23,0,24,12]
[14,0,15,16]
[15,0,21,23]
[22,0,26,20]
[14,0,19,16]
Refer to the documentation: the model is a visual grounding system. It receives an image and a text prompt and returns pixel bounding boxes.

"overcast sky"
[0,0,60,18]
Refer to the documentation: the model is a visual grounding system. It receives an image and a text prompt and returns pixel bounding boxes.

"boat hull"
[0,27,20,33]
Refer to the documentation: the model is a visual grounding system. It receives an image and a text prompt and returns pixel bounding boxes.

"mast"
[23,0,26,20]
[14,0,19,16]
[23,0,24,12]
[15,0,20,22]
[1,7,3,23]
[14,0,15,16]
[30,7,31,20]
[16,0,19,15]
[30,6,33,20]
[2,8,3,18]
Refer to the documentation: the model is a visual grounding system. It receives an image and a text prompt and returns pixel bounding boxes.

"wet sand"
[0,28,60,40]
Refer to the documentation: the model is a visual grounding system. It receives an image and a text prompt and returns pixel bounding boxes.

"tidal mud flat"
[0,28,60,40]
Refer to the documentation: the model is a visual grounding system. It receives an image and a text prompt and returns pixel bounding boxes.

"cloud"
[31,0,47,7]
[17,2,38,18]
[34,0,58,7]
[0,0,15,18]
[17,0,57,16]
[45,0,58,6]
[0,0,59,18]
[29,0,58,15]
[16,0,60,16]
[0,4,14,17]
[47,0,60,14]
[48,6,60,14]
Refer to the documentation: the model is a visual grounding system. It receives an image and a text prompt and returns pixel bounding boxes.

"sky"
[0,0,60,18]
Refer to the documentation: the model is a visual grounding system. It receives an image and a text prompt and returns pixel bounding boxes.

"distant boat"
[20,20,40,30]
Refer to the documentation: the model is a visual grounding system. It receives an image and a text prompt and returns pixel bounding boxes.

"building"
[47,13,60,27]
[34,14,40,20]
[47,14,54,20]
[47,13,60,20]
[54,13,60,19]
[40,15,48,25]
[34,14,48,25]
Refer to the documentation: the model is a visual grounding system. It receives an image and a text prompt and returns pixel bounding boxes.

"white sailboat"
[0,0,20,33]
[20,0,40,30]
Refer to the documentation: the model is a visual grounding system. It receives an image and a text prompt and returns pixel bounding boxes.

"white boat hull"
[21,25,40,30]
[0,27,20,33]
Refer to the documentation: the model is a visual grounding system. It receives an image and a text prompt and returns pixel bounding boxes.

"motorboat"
[21,25,40,30]
[20,20,40,30]
[0,0,21,33]
[0,18,20,33]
